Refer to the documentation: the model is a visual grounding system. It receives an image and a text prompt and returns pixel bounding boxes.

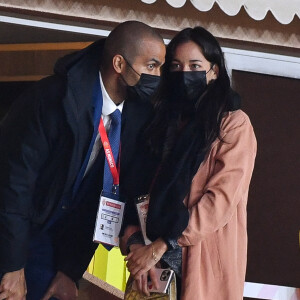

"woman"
[122,26,256,300]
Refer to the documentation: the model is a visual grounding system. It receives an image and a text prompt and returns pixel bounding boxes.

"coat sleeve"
[0,87,50,273]
[54,192,100,282]
[177,114,257,246]
[55,222,99,282]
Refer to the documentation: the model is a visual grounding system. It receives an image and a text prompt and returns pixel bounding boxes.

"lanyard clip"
[112,184,119,195]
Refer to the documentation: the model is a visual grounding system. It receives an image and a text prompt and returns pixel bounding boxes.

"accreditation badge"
[135,194,152,245]
[93,193,125,247]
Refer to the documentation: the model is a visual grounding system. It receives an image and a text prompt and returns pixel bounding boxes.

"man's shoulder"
[34,74,67,99]
[26,74,68,114]
[4,74,69,127]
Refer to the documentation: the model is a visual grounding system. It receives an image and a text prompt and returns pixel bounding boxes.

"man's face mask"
[122,57,161,101]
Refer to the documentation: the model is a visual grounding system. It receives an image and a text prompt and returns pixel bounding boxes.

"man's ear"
[212,64,219,79]
[113,54,125,74]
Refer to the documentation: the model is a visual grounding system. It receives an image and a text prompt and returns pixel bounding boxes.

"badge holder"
[93,185,125,247]
[135,194,152,245]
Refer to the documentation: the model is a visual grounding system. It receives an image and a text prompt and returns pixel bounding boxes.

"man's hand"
[41,271,78,300]
[0,268,26,300]
[119,225,141,255]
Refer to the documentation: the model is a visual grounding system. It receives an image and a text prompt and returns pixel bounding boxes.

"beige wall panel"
[0,43,93,80]
[0,50,70,79]
[0,0,299,49]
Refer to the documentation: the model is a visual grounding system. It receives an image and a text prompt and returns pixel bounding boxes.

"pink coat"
[177,110,257,300]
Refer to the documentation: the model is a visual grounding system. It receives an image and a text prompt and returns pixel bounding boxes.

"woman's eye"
[191,64,201,69]
[170,63,180,70]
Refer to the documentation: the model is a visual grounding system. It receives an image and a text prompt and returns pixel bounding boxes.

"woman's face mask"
[168,71,208,105]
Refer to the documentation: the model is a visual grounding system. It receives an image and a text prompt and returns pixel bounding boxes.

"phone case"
[147,268,175,293]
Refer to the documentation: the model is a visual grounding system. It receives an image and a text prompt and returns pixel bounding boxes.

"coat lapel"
[61,42,103,191]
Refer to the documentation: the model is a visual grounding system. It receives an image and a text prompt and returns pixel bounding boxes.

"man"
[0,21,165,300]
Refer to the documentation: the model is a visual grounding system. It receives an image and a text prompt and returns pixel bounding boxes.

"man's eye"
[148,64,155,70]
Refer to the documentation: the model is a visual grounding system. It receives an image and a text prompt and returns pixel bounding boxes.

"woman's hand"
[133,267,158,296]
[125,238,168,279]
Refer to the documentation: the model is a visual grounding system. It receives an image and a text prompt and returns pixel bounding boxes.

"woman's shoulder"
[221,109,252,134]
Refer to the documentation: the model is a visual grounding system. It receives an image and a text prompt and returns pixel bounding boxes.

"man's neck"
[101,69,125,105]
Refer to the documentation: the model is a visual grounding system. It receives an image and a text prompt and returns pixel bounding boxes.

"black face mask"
[126,73,161,102]
[122,57,161,101]
[168,71,207,105]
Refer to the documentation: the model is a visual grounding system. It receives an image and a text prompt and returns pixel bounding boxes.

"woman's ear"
[212,64,219,79]
[112,54,125,74]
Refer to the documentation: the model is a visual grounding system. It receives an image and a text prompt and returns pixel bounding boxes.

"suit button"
[62,205,67,209]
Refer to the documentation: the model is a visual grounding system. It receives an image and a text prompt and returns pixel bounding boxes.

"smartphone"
[147,268,175,293]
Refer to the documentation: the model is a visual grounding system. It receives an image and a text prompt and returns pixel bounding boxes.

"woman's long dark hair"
[146,26,232,160]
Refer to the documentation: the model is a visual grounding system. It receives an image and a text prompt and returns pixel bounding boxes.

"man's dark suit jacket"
[0,39,156,280]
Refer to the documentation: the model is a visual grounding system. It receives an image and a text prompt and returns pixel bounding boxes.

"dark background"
[233,71,300,292]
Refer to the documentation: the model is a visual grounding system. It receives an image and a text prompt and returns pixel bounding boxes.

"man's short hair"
[102,21,163,69]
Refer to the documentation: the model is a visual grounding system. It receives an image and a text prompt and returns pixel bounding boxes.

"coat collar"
[61,39,105,136]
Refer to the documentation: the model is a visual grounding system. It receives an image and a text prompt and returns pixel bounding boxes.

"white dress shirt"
[84,71,124,176]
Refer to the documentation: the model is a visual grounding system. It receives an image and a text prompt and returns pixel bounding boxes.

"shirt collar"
[99,71,124,116]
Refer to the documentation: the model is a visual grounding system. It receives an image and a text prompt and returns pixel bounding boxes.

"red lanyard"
[98,118,120,186]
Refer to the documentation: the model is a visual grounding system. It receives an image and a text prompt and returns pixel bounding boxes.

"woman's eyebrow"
[171,58,202,63]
